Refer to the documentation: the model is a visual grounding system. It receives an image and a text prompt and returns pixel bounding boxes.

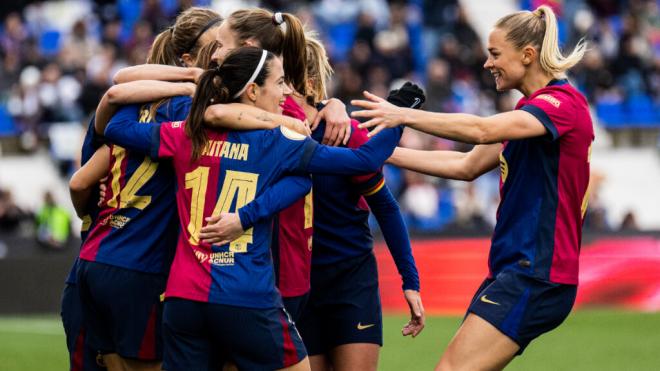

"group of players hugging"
[62,4,593,371]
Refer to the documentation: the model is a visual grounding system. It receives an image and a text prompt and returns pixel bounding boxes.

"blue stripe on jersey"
[90,96,191,274]
[66,116,104,285]
[310,122,372,264]
[491,136,559,280]
[202,129,312,308]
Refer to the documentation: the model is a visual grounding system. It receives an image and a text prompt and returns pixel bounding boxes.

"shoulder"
[279,125,307,141]
[281,96,307,121]
[346,119,369,149]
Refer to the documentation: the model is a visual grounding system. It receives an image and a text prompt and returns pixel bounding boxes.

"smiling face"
[240,56,292,114]
[483,27,528,91]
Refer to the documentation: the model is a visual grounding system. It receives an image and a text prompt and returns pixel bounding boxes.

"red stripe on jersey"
[137,304,157,360]
[79,149,124,261]
[165,131,227,302]
[277,198,313,297]
[279,311,299,367]
[277,97,313,298]
[71,327,85,371]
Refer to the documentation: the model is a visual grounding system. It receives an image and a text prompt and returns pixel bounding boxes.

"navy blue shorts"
[77,260,165,360]
[283,292,309,323]
[467,270,577,354]
[61,282,104,371]
[162,298,307,371]
[297,252,382,356]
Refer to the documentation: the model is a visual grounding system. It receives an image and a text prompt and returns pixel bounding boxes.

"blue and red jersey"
[492,79,593,284]
[311,118,419,291]
[273,97,314,298]
[78,96,191,275]
[65,115,104,285]
[104,103,403,308]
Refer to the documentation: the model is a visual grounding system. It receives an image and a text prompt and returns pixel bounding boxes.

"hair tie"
[533,9,544,19]
[272,12,284,25]
[214,64,222,74]
[169,26,174,34]
[233,50,268,98]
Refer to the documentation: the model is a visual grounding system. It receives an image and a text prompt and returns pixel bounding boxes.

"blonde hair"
[495,5,586,77]
[304,31,333,105]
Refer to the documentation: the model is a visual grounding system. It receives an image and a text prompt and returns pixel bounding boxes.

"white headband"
[233,50,268,99]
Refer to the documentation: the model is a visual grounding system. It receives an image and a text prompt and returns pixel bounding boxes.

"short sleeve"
[519,88,575,141]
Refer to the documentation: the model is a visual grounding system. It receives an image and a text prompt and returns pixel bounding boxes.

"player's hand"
[97,177,108,207]
[199,212,244,245]
[312,98,351,146]
[281,116,311,136]
[351,91,409,138]
[402,289,425,338]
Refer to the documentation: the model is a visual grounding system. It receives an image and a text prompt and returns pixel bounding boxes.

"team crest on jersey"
[535,94,561,108]
[499,152,509,183]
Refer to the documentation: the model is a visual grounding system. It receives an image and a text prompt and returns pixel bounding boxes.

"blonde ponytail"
[304,30,333,104]
[495,5,587,77]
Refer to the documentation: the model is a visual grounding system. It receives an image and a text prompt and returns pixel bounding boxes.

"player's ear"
[180,53,195,67]
[246,83,258,102]
[521,45,536,66]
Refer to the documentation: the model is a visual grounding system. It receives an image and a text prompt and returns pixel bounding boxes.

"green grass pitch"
[1,310,659,370]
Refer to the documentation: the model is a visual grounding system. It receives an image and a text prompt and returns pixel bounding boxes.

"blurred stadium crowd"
[0,0,658,241]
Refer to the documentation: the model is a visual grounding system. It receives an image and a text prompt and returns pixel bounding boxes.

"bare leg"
[102,353,125,371]
[309,354,331,371]
[277,356,311,371]
[435,313,520,371]
[122,358,161,371]
[330,343,379,371]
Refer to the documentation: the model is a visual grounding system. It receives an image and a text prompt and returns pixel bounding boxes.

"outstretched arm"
[95,80,194,134]
[69,145,110,218]
[113,64,203,84]
[302,126,404,175]
[387,144,501,181]
[204,103,311,136]
[365,184,424,337]
[352,91,547,143]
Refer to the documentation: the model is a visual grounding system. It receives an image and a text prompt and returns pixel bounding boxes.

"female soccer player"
[71,8,224,371]
[200,9,354,322]
[352,5,593,370]
[102,47,405,371]
[200,34,426,371]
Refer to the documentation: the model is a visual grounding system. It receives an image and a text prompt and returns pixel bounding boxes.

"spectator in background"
[35,191,70,249]
[58,19,99,71]
[619,211,640,231]
[0,188,31,232]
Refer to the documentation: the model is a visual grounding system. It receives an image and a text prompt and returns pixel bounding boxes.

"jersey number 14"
[185,167,258,253]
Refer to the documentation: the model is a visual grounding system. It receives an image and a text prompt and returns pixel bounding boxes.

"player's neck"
[519,69,555,97]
